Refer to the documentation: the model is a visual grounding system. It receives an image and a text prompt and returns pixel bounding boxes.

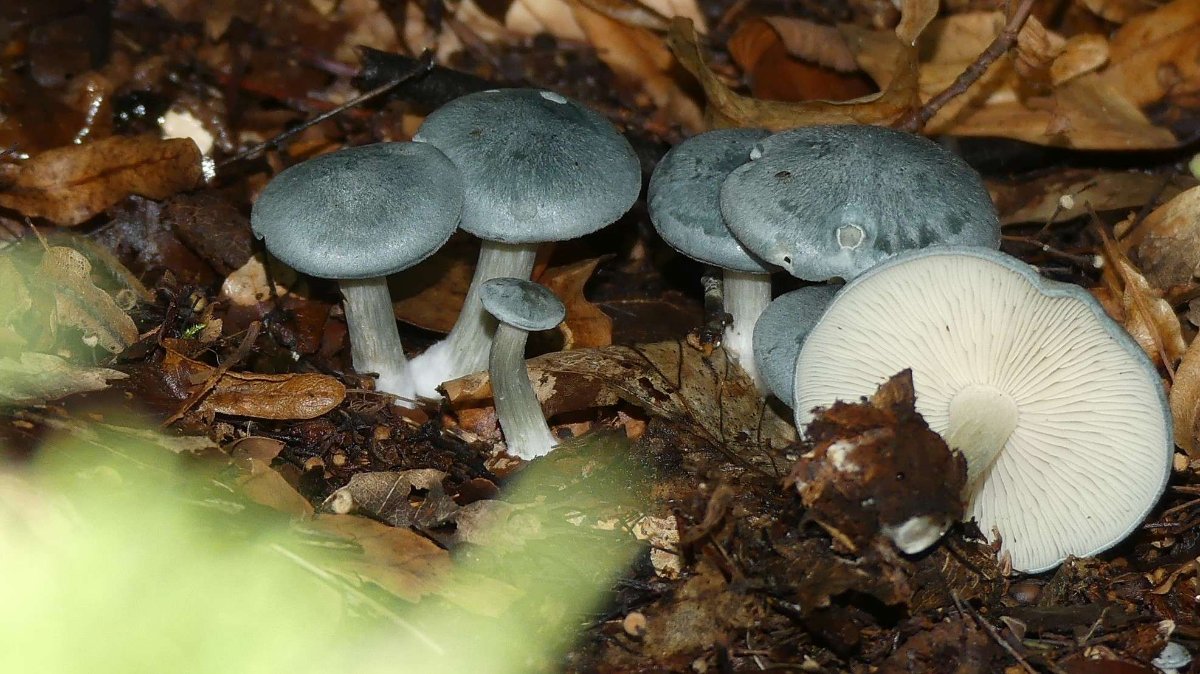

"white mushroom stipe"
[409,241,537,398]
[491,322,558,460]
[794,247,1172,573]
[340,277,415,403]
[722,270,773,389]
[882,515,951,555]
[945,384,1019,489]
[479,278,566,460]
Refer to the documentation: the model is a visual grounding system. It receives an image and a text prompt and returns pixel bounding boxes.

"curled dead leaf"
[0,136,204,226]
[162,348,346,420]
[1170,336,1200,457]
[1099,237,1186,367]
[37,246,138,353]
[1127,185,1200,289]
[0,352,127,405]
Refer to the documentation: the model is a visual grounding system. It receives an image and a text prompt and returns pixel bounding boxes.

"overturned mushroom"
[794,247,1172,573]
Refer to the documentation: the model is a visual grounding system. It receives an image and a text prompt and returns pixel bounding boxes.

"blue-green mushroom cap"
[251,142,463,280]
[720,125,1000,281]
[648,128,772,273]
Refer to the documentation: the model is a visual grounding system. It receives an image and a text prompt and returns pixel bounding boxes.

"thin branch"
[894,0,1037,133]
[216,50,435,171]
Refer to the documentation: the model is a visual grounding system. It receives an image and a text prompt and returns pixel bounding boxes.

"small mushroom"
[251,142,463,405]
[480,277,566,460]
[720,125,1000,281]
[648,128,774,387]
[409,89,641,398]
[793,246,1172,573]
[752,285,840,407]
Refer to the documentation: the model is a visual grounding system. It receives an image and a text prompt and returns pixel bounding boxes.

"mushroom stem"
[409,241,538,398]
[339,277,414,405]
[722,269,772,390]
[490,321,557,459]
[945,384,1019,492]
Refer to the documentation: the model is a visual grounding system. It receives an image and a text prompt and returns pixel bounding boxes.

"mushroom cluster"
[644,124,1171,572]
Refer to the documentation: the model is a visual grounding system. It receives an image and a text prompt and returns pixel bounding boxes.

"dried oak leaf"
[1169,336,1200,456]
[1099,237,1186,367]
[727,18,875,103]
[36,246,138,354]
[0,352,127,405]
[325,469,459,529]
[302,513,452,603]
[539,256,613,349]
[443,340,796,458]
[161,348,346,420]
[0,136,204,226]
[670,15,920,130]
[234,457,315,517]
[1101,0,1200,109]
[1126,185,1200,289]
[990,170,1189,226]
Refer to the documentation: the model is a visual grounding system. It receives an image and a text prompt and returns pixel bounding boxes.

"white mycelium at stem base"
[793,247,1172,574]
[339,277,415,404]
[409,242,538,398]
[722,269,773,388]
[490,321,557,460]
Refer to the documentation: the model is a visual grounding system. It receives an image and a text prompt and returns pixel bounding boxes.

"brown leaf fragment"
[0,136,204,226]
[755,17,860,72]
[325,470,459,529]
[1050,33,1109,86]
[787,370,967,555]
[1099,240,1186,367]
[990,170,1190,226]
[1169,336,1200,457]
[235,457,315,517]
[668,17,919,130]
[37,246,138,354]
[1080,0,1151,24]
[303,514,452,603]
[537,256,613,349]
[199,371,346,420]
[1128,185,1200,288]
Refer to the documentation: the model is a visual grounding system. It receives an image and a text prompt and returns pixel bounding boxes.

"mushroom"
[751,285,839,407]
[720,125,1000,281]
[793,246,1172,573]
[480,277,566,460]
[408,89,641,398]
[647,128,774,387]
[251,142,463,405]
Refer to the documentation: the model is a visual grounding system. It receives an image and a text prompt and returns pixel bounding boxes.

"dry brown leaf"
[444,340,796,459]
[235,457,315,517]
[1014,15,1066,79]
[989,170,1190,225]
[0,136,204,226]
[327,470,459,529]
[304,514,452,603]
[1170,335,1200,456]
[669,17,920,130]
[570,2,705,132]
[392,238,480,333]
[201,371,346,420]
[728,19,875,103]
[1102,0,1200,108]
[894,0,938,47]
[37,247,138,354]
[1128,185,1200,289]
[162,349,346,420]
[1050,34,1109,86]
[0,352,127,405]
[538,257,613,349]
[755,17,859,72]
[1080,0,1153,24]
[1101,245,1187,367]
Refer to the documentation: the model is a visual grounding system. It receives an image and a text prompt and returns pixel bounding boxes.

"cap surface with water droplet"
[720,125,1000,281]
[415,89,642,243]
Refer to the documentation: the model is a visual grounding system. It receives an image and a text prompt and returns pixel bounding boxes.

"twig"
[893,0,1037,133]
[950,590,1048,674]
[215,51,435,171]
